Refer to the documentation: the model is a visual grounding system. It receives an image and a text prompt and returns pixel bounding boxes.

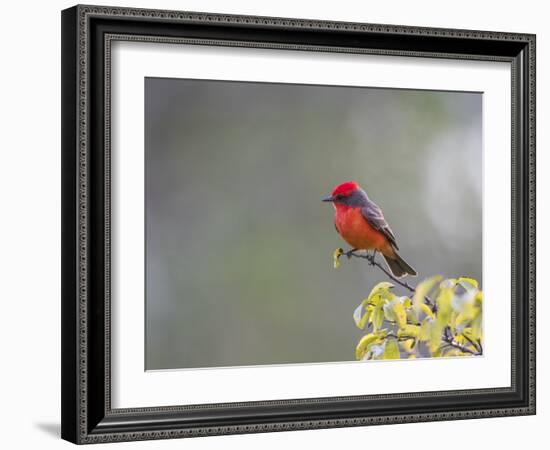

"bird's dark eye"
[335,194,344,200]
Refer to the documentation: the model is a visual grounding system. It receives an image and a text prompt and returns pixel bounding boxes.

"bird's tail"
[383,252,417,278]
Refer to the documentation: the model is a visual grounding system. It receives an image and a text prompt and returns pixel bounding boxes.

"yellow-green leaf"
[360,297,373,308]
[413,275,442,313]
[391,301,407,329]
[454,312,467,333]
[462,328,481,353]
[333,248,344,268]
[474,291,483,306]
[372,297,385,332]
[457,277,479,290]
[406,307,419,325]
[429,321,444,353]
[383,338,400,360]
[471,309,483,342]
[442,347,461,357]
[383,302,395,322]
[401,338,416,354]
[420,317,433,341]
[353,304,370,330]
[356,330,388,360]
[370,344,385,359]
[436,286,453,328]
[401,296,412,309]
[367,281,394,302]
[355,333,379,360]
[420,303,435,319]
[439,278,457,290]
[398,324,422,339]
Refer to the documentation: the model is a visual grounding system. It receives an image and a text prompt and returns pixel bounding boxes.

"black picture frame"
[61,4,536,444]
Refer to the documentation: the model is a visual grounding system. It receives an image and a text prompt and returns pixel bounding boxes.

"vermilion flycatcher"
[323,181,417,278]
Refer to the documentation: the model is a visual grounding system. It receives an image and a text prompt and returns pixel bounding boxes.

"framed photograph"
[61,4,536,444]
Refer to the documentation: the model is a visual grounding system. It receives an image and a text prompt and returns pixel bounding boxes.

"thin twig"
[346,251,436,312]
[477,339,483,354]
[386,332,416,342]
[442,327,481,356]
[461,333,482,354]
[383,319,421,327]
[441,337,480,356]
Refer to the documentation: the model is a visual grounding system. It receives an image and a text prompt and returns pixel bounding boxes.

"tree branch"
[386,332,416,342]
[345,251,437,312]
[442,327,481,356]
[461,332,482,354]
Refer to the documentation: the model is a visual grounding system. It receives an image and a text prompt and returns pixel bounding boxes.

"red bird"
[323,181,416,278]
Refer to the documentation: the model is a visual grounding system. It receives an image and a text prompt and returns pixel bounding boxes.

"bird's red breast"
[334,204,393,255]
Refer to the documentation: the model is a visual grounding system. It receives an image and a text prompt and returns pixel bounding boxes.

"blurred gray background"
[145,77,482,370]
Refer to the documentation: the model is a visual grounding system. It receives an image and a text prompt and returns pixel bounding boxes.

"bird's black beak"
[322,195,334,202]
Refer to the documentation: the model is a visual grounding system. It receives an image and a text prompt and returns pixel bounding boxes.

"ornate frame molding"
[61,4,535,444]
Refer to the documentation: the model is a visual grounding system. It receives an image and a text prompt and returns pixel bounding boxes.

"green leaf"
[383,338,400,360]
[353,304,370,330]
[398,324,422,339]
[383,302,395,322]
[454,311,468,333]
[471,308,483,342]
[391,301,407,329]
[367,281,394,302]
[360,298,373,308]
[382,298,407,328]
[406,306,419,325]
[370,344,385,359]
[420,303,435,319]
[401,338,416,354]
[419,317,433,341]
[439,278,457,290]
[425,285,453,353]
[429,320,444,353]
[372,297,385,332]
[356,330,388,360]
[441,347,460,357]
[413,275,442,313]
[355,333,379,360]
[436,286,453,327]
[475,291,483,306]
[457,277,479,290]
[401,296,412,309]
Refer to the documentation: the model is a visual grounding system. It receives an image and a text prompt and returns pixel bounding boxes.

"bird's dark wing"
[361,200,399,250]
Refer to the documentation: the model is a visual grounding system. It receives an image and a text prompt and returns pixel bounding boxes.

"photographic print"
[145,77,483,370]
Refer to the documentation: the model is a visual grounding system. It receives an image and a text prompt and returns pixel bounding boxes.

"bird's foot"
[345,248,358,259]
[368,251,377,266]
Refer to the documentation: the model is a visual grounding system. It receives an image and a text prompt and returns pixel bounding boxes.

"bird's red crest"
[332,181,360,197]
